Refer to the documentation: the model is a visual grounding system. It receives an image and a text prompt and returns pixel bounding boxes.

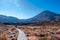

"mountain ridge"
[0,15,21,23]
[0,10,60,24]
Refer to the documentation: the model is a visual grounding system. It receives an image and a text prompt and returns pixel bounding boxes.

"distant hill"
[0,15,20,23]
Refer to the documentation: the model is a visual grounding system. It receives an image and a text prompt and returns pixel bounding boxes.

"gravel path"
[16,28,28,40]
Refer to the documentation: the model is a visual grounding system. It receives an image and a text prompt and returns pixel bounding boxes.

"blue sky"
[0,0,60,19]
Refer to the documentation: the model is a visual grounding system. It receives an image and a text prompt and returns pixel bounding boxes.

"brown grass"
[0,32,8,40]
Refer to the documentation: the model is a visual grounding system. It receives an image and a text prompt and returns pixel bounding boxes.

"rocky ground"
[0,24,60,40]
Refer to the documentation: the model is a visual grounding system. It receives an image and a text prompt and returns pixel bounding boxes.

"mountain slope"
[28,10,60,23]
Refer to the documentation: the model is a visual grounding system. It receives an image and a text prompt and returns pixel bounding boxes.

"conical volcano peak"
[40,10,55,14]
[42,10,52,13]
[28,10,60,23]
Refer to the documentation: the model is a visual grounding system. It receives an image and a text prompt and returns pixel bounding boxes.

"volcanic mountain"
[27,10,60,23]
